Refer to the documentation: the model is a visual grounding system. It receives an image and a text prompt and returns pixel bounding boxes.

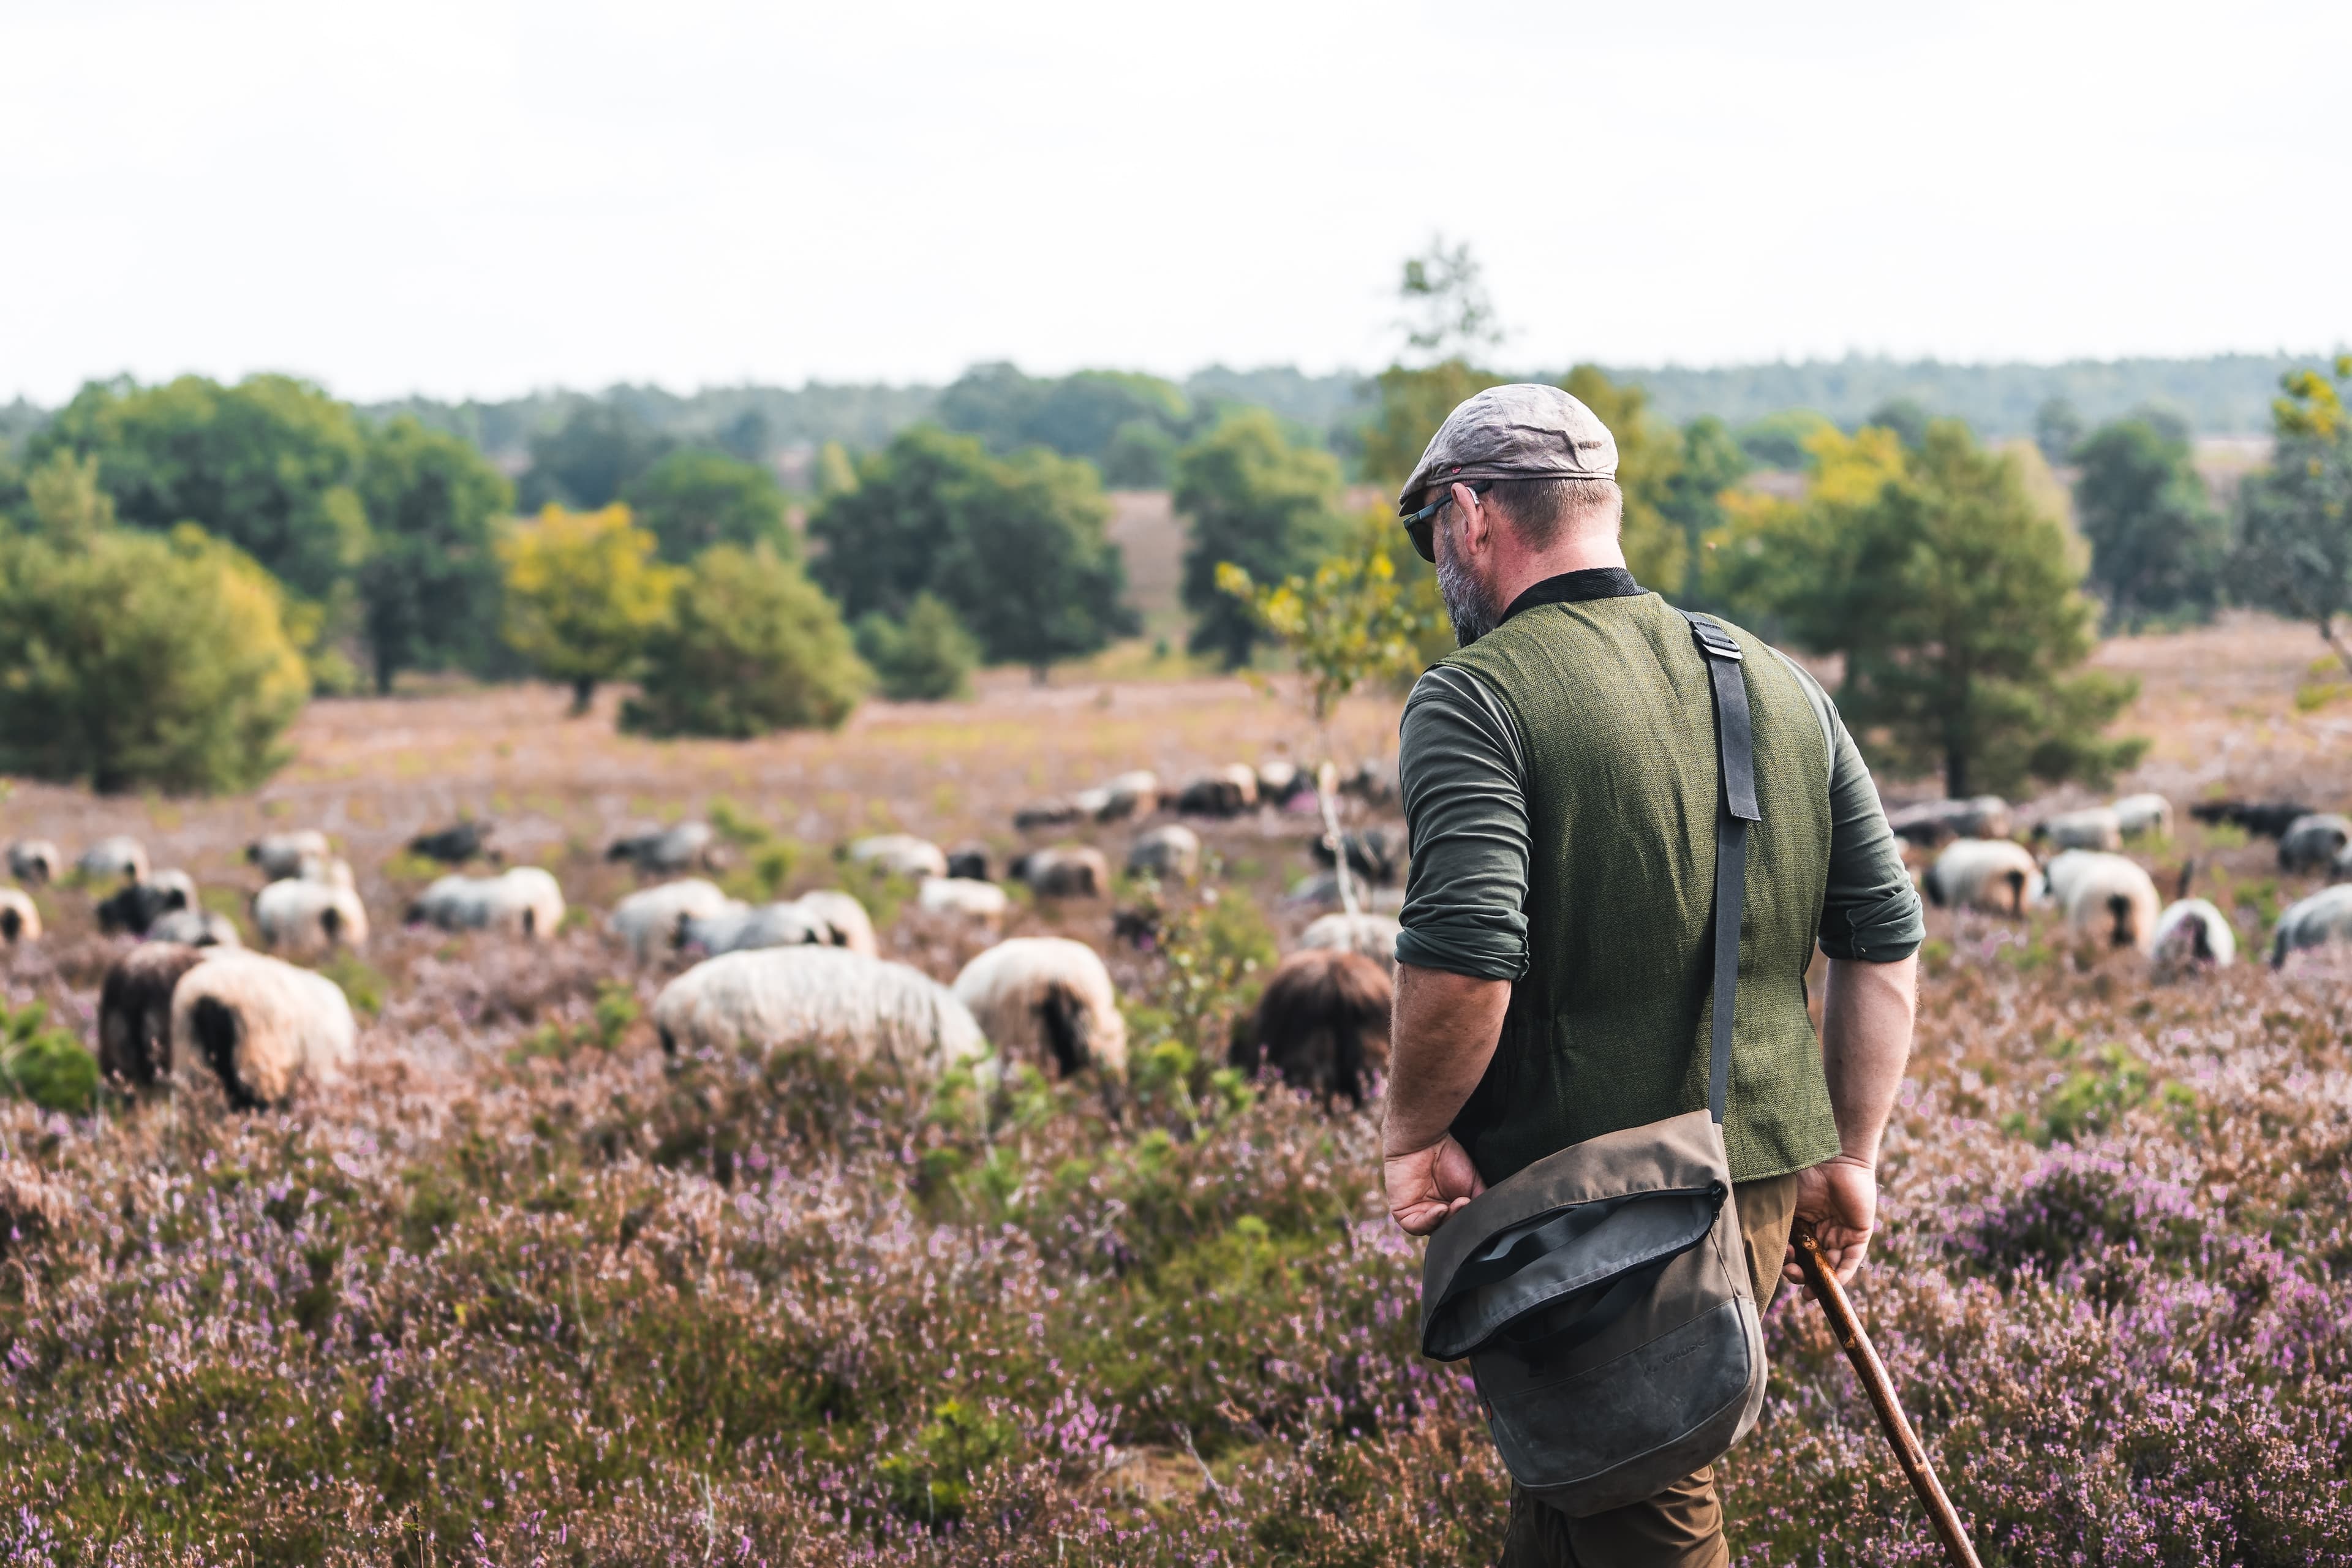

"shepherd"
[1384,385,1924,1566]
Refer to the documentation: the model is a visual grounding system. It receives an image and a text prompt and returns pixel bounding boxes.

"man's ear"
[1453,481,1491,555]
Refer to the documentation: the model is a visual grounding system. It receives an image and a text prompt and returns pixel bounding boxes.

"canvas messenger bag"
[1418,611,1769,1517]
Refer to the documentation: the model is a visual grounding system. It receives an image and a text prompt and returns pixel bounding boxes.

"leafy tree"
[624,448,793,563]
[29,374,371,601]
[1735,409,1835,470]
[2070,415,2225,628]
[1717,420,2144,797]
[0,522,310,794]
[1863,398,1934,451]
[1101,420,1180,488]
[856,594,979,701]
[518,402,674,510]
[2035,397,2086,466]
[814,441,859,499]
[1216,514,1439,724]
[1660,415,1751,608]
[1175,410,1347,668]
[2232,357,2352,674]
[1558,366,1691,592]
[355,417,514,693]
[809,426,989,622]
[1396,236,1503,359]
[496,505,679,713]
[622,546,867,737]
[936,364,1193,469]
[715,407,772,464]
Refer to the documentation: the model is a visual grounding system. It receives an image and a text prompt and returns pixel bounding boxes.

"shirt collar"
[1498,567,1645,625]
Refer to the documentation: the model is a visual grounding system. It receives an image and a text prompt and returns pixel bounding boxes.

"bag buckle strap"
[1679,611,1761,1126]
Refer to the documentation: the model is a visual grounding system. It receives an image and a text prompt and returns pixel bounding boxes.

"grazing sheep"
[1341,757,1401,808]
[1009,846,1110,899]
[2046,851,2160,951]
[97,943,214,1087]
[77,837,149,885]
[1174,766,1259,818]
[2272,884,2352,968]
[1099,771,1160,821]
[1256,760,1312,808]
[1286,873,1408,912]
[953,937,1127,1077]
[2152,898,2236,967]
[7,840,61,885]
[292,855,356,891]
[246,831,330,881]
[0,888,39,946]
[1923,839,2045,915]
[2277,813,2352,873]
[678,901,824,956]
[847,834,950,881]
[607,821,716,875]
[1298,911,1403,971]
[169,949,356,1109]
[2111,793,2174,840]
[1887,796,2012,847]
[253,878,370,955]
[97,873,197,937]
[1314,826,1404,886]
[2036,808,2125,853]
[146,909,241,948]
[1229,948,1392,1107]
[793,890,878,956]
[2190,799,2315,839]
[1126,824,1201,883]
[408,820,497,864]
[652,946,987,1076]
[409,868,565,938]
[918,878,1010,920]
[945,845,991,881]
[1013,799,1084,831]
[611,878,741,962]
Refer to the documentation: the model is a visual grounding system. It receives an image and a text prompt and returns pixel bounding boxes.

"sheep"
[611,878,741,962]
[77,836,149,885]
[1256,760,1312,808]
[1286,873,1408,912]
[652,946,987,1077]
[678,901,824,956]
[1314,826,1404,886]
[2111,793,2174,840]
[292,855,356,891]
[246,831,330,881]
[6,840,61,886]
[945,845,990,881]
[953,937,1126,1077]
[1298,911,1403,971]
[2190,799,2314,839]
[96,872,197,937]
[1887,796,2012,847]
[407,820,497,864]
[793,890,879,956]
[2272,884,2352,968]
[918,878,1010,920]
[607,820,716,875]
[847,834,949,881]
[1099,771,1160,821]
[1173,766,1259,818]
[97,943,214,1088]
[408,867,566,938]
[169,949,356,1109]
[1009,846,1110,899]
[146,909,241,948]
[2046,850,2160,951]
[1013,799,1084,831]
[1341,757,1401,808]
[1923,839,2045,915]
[253,878,370,955]
[1126,824,1201,883]
[2152,898,2236,967]
[1229,948,1392,1107]
[2277,813,2351,873]
[2035,808,2125,853]
[0,888,39,946]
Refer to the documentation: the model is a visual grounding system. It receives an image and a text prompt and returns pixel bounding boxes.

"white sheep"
[678,900,826,956]
[146,909,241,948]
[2037,808,2124,853]
[247,830,330,881]
[409,867,566,938]
[293,855,357,891]
[847,834,950,881]
[6,840,60,886]
[2046,850,2160,950]
[253,878,370,955]
[1010,846,1110,899]
[793,889,879,956]
[2151,898,2236,967]
[1100,771,1160,821]
[1923,839,2045,915]
[1174,765,1260,818]
[608,820,716,875]
[2278,813,2352,873]
[953,937,1127,1077]
[611,878,742,961]
[0,888,39,946]
[918,878,1010,920]
[1298,911,1403,972]
[2273,885,2352,968]
[652,946,987,1077]
[1126,824,1201,883]
[77,836,150,884]
[169,949,356,1109]
[2111,793,2174,840]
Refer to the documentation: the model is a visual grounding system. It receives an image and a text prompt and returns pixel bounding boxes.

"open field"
[2,616,2351,1564]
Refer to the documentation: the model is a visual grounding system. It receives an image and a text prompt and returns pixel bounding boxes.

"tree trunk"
[1945,747,1968,801]
[569,676,597,715]
[375,653,398,698]
[1030,665,1050,687]
[2321,615,2352,678]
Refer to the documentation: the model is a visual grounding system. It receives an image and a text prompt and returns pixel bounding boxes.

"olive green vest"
[1441,592,1841,1185]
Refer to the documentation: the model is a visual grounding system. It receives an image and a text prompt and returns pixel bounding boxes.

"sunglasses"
[1403,480,1490,562]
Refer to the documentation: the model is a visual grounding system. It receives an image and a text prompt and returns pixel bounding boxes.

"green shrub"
[0,1001,100,1114]
[854,592,979,701]
[621,545,869,737]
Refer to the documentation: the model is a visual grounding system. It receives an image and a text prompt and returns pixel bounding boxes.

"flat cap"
[1395,383,1619,514]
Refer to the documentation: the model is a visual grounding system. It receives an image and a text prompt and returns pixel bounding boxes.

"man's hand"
[1384,1135,1487,1235]
[1785,1153,1876,1288]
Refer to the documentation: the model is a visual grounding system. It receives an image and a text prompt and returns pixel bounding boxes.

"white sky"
[4,0,2347,405]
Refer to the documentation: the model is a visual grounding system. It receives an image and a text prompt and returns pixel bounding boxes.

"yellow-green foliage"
[1,1001,98,1115]
[496,503,679,706]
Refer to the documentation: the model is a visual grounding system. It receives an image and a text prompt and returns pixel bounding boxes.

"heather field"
[4,616,2351,1566]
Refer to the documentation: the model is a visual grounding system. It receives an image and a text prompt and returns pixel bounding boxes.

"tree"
[856,594,979,701]
[518,401,674,510]
[1863,398,1933,451]
[29,374,371,601]
[621,546,867,737]
[1216,515,1439,723]
[2070,415,2225,628]
[1559,366,1691,592]
[624,448,793,563]
[2232,356,2352,674]
[0,523,310,794]
[1717,420,2144,797]
[496,505,679,713]
[1735,409,1835,470]
[935,364,1193,469]
[1396,236,1503,360]
[2035,397,2085,466]
[1659,415,1751,609]
[356,416,514,693]
[1174,410,1347,668]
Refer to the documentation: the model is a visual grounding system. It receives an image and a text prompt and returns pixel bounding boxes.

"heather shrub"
[0,1001,97,1114]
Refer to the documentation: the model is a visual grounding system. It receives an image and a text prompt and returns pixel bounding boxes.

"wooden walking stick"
[1791,1219,1984,1568]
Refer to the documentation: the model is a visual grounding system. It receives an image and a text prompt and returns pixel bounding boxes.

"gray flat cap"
[1396,383,1619,514]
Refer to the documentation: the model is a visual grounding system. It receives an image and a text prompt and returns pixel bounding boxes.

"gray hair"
[1485,476,1623,551]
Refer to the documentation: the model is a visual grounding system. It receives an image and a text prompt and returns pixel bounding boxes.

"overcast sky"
[5,1,2347,405]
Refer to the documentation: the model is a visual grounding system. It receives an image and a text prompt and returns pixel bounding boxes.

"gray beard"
[1434,537,1498,646]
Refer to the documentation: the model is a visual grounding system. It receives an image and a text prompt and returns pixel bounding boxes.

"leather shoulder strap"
[1680,611,1760,1125]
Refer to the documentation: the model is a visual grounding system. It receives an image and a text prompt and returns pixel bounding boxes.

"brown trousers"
[1495,1172,1800,1568]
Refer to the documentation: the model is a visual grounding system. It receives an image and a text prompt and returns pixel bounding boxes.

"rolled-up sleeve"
[1395,666,1532,979]
[1791,668,1924,963]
